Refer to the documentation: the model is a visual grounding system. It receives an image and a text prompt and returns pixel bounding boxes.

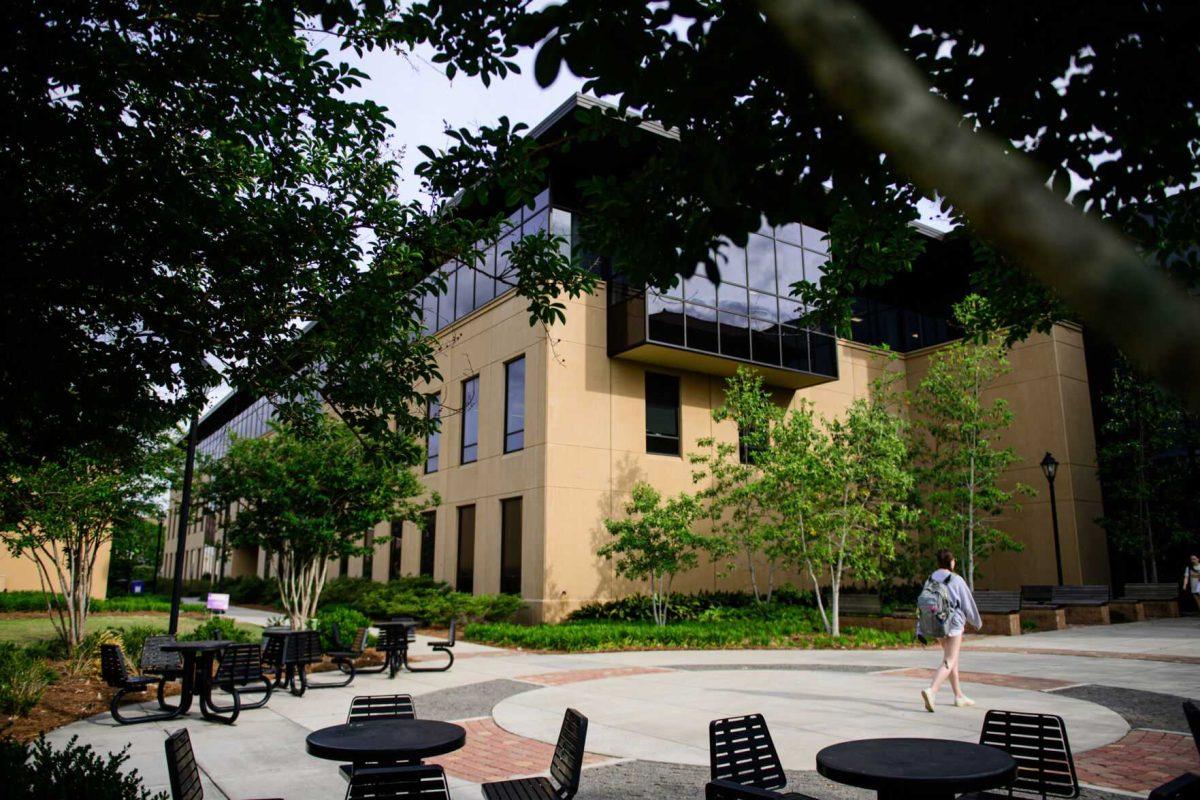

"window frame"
[644,372,682,456]
[456,505,476,594]
[504,355,526,453]
[499,497,523,595]
[425,394,440,474]
[461,375,480,465]
[419,511,436,578]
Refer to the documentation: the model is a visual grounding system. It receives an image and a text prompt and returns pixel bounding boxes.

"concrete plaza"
[47,616,1200,799]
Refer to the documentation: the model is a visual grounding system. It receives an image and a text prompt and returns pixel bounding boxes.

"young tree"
[108,515,164,591]
[1096,358,1195,582]
[199,417,430,628]
[810,377,917,635]
[599,482,704,626]
[690,368,784,604]
[910,296,1031,587]
[0,438,176,651]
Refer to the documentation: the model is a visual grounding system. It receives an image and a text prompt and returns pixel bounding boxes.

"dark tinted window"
[419,511,436,578]
[461,376,479,464]
[500,498,522,595]
[647,293,685,346]
[505,357,525,453]
[746,233,776,293]
[645,373,681,456]
[719,313,751,361]
[389,518,403,580]
[425,395,440,473]
[362,529,374,579]
[684,303,719,353]
[456,505,475,594]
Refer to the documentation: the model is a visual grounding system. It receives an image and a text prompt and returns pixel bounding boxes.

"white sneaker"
[921,688,935,712]
[955,695,976,708]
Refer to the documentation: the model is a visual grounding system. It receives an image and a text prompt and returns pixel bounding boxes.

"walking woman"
[1184,555,1200,611]
[916,549,982,712]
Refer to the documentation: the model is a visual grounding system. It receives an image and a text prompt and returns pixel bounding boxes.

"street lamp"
[1040,451,1065,586]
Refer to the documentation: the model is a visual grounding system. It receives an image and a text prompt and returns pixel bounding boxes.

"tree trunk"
[760,0,1200,411]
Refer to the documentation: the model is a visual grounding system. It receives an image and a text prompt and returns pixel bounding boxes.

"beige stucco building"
[0,543,111,598]
[160,96,1109,621]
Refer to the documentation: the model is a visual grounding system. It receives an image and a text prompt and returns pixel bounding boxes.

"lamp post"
[151,515,164,594]
[168,415,198,635]
[1040,451,1065,586]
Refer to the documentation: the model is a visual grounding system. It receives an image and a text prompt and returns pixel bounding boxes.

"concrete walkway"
[45,616,1200,800]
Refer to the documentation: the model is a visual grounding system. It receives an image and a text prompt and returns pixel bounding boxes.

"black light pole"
[151,515,164,594]
[168,415,199,635]
[1040,451,1065,586]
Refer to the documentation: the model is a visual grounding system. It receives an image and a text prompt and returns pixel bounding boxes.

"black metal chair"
[347,694,418,722]
[708,714,818,799]
[164,728,282,800]
[261,632,288,686]
[406,620,456,673]
[1184,700,1200,756]
[100,644,175,725]
[482,708,588,800]
[140,634,185,709]
[327,624,369,674]
[210,642,272,711]
[345,765,451,800]
[288,629,354,695]
[974,709,1079,799]
[373,620,416,677]
[1149,772,1200,800]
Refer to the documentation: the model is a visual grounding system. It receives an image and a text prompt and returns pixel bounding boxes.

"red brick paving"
[517,666,673,686]
[882,667,1074,691]
[429,717,608,784]
[1075,730,1200,794]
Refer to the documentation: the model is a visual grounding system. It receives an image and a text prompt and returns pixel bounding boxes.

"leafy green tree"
[1096,357,1196,582]
[198,417,430,628]
[1,2,584,468]
[690,368,784,603]
[0,437,176,651]
[599,482,704,626]
[108,516,164,591]
[810,377,917,635]
[758,398,831,621]
[910,296,1031,587]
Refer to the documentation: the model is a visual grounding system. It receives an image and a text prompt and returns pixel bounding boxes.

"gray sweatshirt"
[916,568,982,637]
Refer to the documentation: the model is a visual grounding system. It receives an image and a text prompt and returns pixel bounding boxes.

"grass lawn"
[0,612,261,646]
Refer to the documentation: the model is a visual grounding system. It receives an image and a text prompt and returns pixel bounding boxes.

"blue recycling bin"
[130,580,145,595]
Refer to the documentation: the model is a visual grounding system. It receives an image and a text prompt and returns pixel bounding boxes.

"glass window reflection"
[746,233,776,293]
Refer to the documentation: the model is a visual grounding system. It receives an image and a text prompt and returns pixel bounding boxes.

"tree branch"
[759,0,1200,409]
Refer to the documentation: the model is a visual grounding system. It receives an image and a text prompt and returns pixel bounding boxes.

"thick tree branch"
[760,0,1200,409]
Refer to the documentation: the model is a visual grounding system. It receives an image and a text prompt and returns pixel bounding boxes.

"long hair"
[936,549,955,570]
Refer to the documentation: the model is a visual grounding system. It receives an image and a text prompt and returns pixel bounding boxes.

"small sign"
[130,580,145,595]
[206,592,230,612]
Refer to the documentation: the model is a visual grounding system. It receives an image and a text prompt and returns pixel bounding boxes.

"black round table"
[160,640,238,724]
[306,719,466,766]
[816,737,1016,800]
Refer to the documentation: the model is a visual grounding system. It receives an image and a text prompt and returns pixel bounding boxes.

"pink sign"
[206,592,230,612]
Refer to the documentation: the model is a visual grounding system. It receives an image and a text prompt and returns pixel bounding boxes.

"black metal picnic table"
[261,627,307,689]
[374,619,421,678]
[306,718,466,766]
[160,640,239,724]
[816,737,1016,800]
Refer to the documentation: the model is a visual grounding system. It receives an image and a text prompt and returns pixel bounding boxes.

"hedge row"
[0,591,204,614]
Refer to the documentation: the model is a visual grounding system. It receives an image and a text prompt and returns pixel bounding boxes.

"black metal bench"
[482,708,589,800]
[407,619,456,673]
[346,765,451,800]
[1112,583,1182,621]
[1149,772,1200,800]
[210,643,272,712]
[140,634,185,709]
[287,629,355,696]
[974,591,1022,636]
[1051,585,1110,606]
[100,643,175,725]
[970,709,1079,799]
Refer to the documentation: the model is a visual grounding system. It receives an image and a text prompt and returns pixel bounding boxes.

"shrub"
[114,625,169,668]
[180,616,253,644]
[0,643,56,716]
[0,591,203,614]
[311,605,372,650]
[0,736,166,800]
[462,614,914,653]
[215,575,279,606]
[66,629,125,677]
[317,577,521,625]
[568,587,817,623]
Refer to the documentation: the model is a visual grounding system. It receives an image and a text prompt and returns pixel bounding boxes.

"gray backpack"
[916,573,956,638]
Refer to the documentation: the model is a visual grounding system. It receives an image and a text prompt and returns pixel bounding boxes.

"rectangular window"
[388,518,403,580]
[456,505,476,594]
[461,376,479,464]
[504,357,525,453]
[425,395,440,473]
[419,511,436,578]
[339,553,349,577]
[645,372,681,456]
[500,498,522,595]
[362,529,374,580]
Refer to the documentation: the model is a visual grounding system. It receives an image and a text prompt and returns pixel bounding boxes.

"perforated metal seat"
[407,620,455,673]
[100,643,174,724]
[482,708,588,800]
[971,709,1079,799]
[708,714,817,800]
[345,765,451,800]
[288,629,354,695]
[210,642,272,711]
[165,728,282,800]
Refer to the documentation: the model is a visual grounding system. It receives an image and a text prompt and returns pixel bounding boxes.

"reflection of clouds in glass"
[747,233,777,293]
